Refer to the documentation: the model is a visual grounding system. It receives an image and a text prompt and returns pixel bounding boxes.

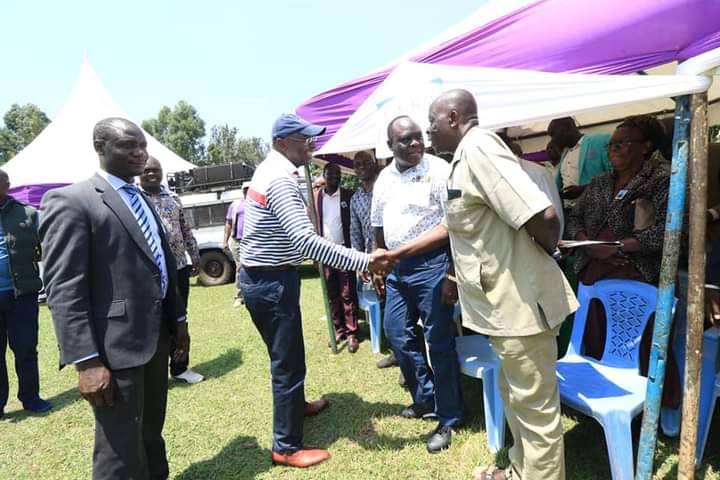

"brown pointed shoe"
[271,448,330,468]
[304,399,330,416]
[347,335,359,353]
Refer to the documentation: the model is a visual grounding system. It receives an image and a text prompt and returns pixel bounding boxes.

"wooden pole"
[636,95,691,479]
[678,91,709,479]
[302,161,338,354]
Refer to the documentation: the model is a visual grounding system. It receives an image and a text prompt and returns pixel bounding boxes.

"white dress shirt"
[321,189,345,245]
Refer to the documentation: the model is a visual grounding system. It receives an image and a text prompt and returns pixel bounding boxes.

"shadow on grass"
[170,348,243,390]
[307,391,423,451]
[561,410,613,480]
[176,435,270,479]
[3,385,82,422]
[655,406,720,478]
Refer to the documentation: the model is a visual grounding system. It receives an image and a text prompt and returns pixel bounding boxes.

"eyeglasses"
[606,139,641,152]
[285,135,317,146]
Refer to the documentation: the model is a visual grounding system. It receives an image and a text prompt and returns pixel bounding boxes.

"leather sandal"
[473,464,513,480]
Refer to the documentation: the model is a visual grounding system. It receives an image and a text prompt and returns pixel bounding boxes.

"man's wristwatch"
[551,248,563,261]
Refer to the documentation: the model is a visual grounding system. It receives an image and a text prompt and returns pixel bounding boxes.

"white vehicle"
[181,189,245,286]
[179,177,309,286]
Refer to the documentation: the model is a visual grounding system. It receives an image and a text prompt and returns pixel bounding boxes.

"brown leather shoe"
[304,399,330,416]
[347,335,359,353]
[271,448,330,468]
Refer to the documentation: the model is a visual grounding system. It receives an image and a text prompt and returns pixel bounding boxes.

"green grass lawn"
[2,266,719,479]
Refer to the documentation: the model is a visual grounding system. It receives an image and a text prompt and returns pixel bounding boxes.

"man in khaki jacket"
[427,90,578,480]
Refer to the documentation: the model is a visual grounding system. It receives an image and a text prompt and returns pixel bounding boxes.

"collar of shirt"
[139,184,172,197]
[561,134,584,158]
[267,148,300,177]
[97,170,135,191]
[388,155,428,178]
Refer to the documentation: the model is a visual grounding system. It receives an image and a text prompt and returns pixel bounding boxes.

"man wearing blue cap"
[239,113,396,468]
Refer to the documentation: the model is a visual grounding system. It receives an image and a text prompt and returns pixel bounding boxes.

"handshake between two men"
[366,248,397,277]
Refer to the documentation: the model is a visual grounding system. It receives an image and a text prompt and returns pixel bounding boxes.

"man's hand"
[440,278,458,305]
[76,358,114,408]
[173,322,190,363]
[372,273,386,299]
[190,261,200,277]
[706,287,720,326]
[561,185,586,200]
[358,271,371,283]
[368,248,397,276]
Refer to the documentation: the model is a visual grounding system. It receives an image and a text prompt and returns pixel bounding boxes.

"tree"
[205,124,268,166]
[0,103,50,165]
[142,101,206,164]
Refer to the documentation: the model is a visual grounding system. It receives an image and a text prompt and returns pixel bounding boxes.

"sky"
[1,1,483,141]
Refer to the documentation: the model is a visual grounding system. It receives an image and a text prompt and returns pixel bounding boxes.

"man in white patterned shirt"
[371,116,463,454]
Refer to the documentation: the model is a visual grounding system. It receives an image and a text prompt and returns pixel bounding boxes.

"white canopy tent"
[3,59,195,191]
[316,61,716,159]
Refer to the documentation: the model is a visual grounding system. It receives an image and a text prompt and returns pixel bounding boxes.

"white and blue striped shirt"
[240,149,369,271]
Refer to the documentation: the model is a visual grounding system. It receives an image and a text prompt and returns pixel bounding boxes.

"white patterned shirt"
[371,154,449,250]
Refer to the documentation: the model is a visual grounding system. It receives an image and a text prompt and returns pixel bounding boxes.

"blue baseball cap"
[271,113,326,139]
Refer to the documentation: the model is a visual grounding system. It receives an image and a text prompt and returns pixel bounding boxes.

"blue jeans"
[240,267,306,453]
[0,291,40,411]
[383,248,464,427]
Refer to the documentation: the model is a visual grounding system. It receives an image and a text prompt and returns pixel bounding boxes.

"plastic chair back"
[567,280,658,370]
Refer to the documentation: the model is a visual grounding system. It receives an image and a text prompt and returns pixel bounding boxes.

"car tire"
[198,250,234,286]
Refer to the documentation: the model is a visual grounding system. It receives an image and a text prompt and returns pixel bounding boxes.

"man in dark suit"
[314,162,360,352]
[40,117,188,480]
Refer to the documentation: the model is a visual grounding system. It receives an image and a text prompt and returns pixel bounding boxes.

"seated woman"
[565,114,680,407]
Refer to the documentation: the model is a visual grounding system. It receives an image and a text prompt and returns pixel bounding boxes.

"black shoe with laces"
[400,403,436,420]
[426,424,453,453]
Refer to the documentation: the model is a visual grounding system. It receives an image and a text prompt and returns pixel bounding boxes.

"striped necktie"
[120,184,167,295]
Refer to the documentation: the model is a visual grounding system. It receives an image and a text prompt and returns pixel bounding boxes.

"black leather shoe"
[376,353,398,369]
[400,403,436,420]
[426,424,453,453]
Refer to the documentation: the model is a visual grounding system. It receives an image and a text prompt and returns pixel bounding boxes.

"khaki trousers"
[490,327,564,480]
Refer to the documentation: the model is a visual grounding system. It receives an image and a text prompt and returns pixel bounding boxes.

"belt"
[242,264,296,272]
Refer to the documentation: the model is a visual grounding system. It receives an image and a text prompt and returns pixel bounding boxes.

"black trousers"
[92,329,170,480]
[169,266,190,376]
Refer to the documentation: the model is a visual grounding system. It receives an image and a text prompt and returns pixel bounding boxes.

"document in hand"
[558,240,623,249]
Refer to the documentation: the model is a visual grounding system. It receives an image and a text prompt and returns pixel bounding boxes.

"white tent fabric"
[317,62,712,159]
[3,59,195,188]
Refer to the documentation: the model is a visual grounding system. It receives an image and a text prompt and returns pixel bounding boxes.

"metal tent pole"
[636,94,691,480]
[678,91,709,480]
[302,161,338,354]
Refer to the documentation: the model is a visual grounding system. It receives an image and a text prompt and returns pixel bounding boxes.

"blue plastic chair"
[357,280,382,353]
[557,280,660,480]
[455,333,506,453]
[694,327,720,465]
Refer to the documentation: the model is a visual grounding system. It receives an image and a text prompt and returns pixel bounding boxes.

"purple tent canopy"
[297,0,720,167]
